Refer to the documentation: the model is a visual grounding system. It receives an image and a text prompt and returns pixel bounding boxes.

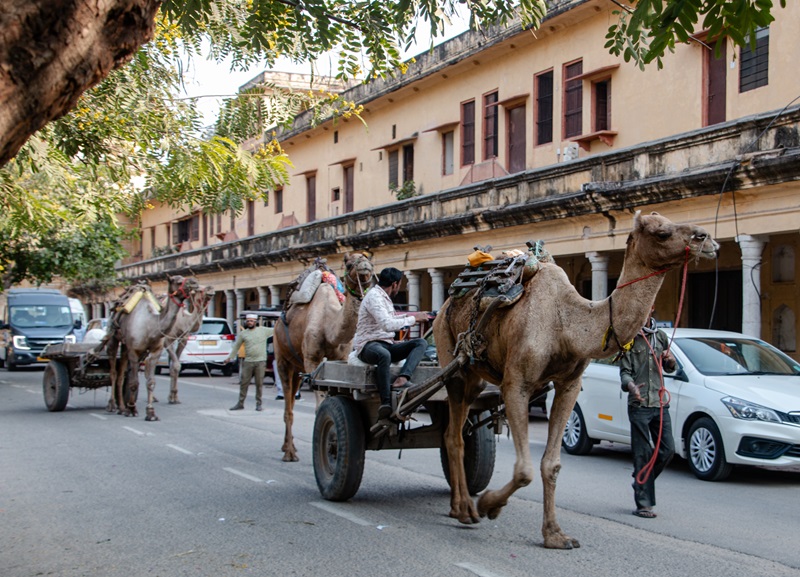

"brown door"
[507,105,526,173]
[706,43,727,126]
[344,165,354,213]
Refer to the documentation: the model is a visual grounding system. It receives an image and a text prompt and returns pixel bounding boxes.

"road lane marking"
[25,389,37,394]
[223,467,264,483]
[455,562,511,577]
[90,413,108,420]
[310,501,372,526]
[167,444,193,455]
[123,426,148,436]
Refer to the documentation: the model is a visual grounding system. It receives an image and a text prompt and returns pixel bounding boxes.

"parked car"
[156,316,236,376]
[546,328,800,481]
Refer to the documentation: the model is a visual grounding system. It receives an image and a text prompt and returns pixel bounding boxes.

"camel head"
[166,275,201,306]
[342,251,375,298]
[188,286,215,314]
[628,211,719,270]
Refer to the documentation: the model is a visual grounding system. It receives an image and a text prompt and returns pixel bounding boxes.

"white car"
[156,317,236,376]
[546,328,800,481]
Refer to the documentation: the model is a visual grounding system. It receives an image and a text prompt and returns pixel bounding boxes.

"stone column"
[257,286,269,309]
[236,289,246,317]
[405,271,421,311]
[103,302,112,317]
[225,290,236,329]
[586,251,610,301]
[737,234,766,338]
[206,296,216,317]
[428,268,445,312]
[269,285,281,307]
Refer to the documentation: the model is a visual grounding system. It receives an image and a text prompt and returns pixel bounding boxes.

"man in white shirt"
[352,267,429,421]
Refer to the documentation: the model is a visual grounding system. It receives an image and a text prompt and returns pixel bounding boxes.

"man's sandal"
[633,509,657,518]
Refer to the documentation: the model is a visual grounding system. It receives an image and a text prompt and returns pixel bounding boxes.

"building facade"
[111,0,799,359]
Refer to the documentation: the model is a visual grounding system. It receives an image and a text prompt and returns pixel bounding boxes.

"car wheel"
[6,349,18,371]
[221,364,233,377]
[687,417,733,481]
[562,404,595,455]
[155,366,163,375]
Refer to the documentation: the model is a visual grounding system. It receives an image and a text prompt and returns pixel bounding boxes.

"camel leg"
[281,369,301,462]
[122,352,139,418]
[539,381,582,549]
[106,340,120,413]
[168,341,184,404]
[143,352,160,421]
[443,376,482,524]
[476,379,535,522]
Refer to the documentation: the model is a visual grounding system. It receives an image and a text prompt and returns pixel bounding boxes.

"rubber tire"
[313,396,366,501]
[562,404,595,455]
[440,411,497,496]
[687,417,733,481]
[43,360,70,412]
[155,366,163,375]
[221,363,233,377]
[0,354,4,368]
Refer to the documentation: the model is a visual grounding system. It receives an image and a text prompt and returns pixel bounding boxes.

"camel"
[158,285,215,404]
[433,212,718,549]
[106,275,200,421]
[274,252,375,462]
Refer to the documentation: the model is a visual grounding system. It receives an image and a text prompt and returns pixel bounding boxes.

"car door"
[578,358,630,441]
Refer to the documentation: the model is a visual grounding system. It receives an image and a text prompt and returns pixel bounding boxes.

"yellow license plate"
[199,340,216,346]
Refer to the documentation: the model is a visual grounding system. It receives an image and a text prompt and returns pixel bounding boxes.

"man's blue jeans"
[359,339,427,405]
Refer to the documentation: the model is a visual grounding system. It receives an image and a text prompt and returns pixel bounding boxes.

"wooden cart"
[310,359,503,501]
[38,342,115,412]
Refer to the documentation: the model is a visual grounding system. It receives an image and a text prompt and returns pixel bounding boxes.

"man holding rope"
[620,307,677,519]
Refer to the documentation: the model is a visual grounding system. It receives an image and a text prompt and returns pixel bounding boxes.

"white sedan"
[546,328,800,481]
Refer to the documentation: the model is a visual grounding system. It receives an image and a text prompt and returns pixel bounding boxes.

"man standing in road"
[226,313,269,411]
[620,308,677,518]
[352,267,429,422]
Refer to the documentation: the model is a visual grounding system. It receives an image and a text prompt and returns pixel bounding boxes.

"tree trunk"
[0,0,161,167]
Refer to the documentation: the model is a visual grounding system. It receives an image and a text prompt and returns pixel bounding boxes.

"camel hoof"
[282,452,299,462]
[145,414,160,422]
[544,535,581,550]
[169,398,180,404]
[449,506,480,525]
[476,493,504,520]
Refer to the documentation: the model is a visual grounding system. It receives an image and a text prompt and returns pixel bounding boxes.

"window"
[740,27,769,92]
[247,200,254,236]
[331,187,340,202]
[333,131,338,143]
[442,131,454,175]
[461,100,475,166]
[274,187,283,213]
[388,149,399,188]
[535,70,553,145]
[483,91,499,160]
[564,60,583,138]
[172,214,199,244]
[306,174,316,222]
[402,144,414,183]
[593,79,610,131]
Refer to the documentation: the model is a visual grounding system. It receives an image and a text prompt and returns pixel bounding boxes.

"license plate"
[199,340,216,346]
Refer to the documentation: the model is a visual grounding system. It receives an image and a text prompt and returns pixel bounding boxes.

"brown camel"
[106,275,200,420]
[159,286,215,404]
[433,212,718,549]
[274,252,375,462]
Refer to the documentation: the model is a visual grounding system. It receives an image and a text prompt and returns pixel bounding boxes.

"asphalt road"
[2,366,799,577]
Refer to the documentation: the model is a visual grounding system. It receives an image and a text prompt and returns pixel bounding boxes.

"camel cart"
[38,342,115,412]
[310,357,502,501]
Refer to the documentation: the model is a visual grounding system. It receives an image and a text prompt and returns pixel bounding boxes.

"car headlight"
[64,334,76,344]
[721,396,781,423]
[12,335,30,350]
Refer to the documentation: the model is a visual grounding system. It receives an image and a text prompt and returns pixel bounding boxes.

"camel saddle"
[284,257,343,309]
[449,240,554,309]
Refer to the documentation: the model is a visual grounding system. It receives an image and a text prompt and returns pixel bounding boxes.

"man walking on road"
[226,313,269,411]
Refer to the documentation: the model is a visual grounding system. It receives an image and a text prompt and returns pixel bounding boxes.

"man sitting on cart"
[352,267,429,421]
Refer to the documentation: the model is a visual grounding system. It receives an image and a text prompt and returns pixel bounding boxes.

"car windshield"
[10,305,72,328]
[198,320,232,336]
[676,337,800,376]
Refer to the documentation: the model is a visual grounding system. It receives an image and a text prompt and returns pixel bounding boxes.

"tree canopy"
[0,0,786,291]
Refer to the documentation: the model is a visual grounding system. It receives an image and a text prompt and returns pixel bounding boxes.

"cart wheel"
[440,411,496,495]
[313,396,365,501]
[43,360,71,412]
